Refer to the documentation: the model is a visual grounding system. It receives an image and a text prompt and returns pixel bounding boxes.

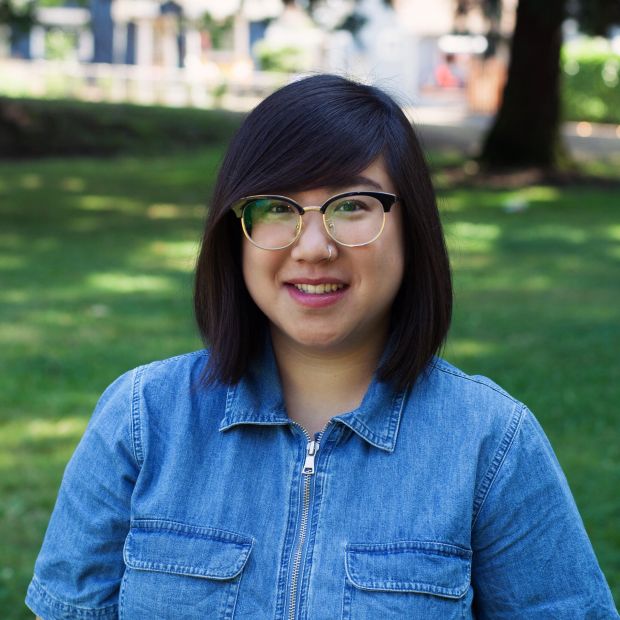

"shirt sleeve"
[25,367,142,620]
[471,405,619,618]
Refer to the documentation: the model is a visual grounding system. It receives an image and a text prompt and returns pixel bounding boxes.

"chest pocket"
[120,519,254,620]
[343,540,471,620]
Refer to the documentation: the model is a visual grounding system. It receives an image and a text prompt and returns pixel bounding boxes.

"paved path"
[409,103,620,162]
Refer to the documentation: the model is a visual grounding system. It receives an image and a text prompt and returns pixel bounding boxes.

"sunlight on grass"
[450,254,493,269]
[519,274,554,290]
[146,203,204,220]
[519,225,589,244]
[25,417,86,441]
[444,338,496,358]
[1,290,30,304]
[86,271,174,293]
[606,225,620,241]
[0,255,26,269]
[28,309,76,327]
[0,417,86,467]
[437,195,463,212]
[0,324,40,345]
[19,174,42,190]
[60,177,86,192]
[445,222,501,252]
[522,186,562,202]
[145,240,199,272]
[78,194,143,213]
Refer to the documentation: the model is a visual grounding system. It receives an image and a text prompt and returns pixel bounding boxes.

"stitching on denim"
[350,580,467,597]
[341,574,352,620]
[125,528,252,578]
[433,364,519,404]
[346,541,472,557]
[29,576,119,617]
[150,349,207,366]
[225,568,243,619]
[220,412,289,430]
[130,518,256,545]
[124,559,247,579]
[339,418,389,450]
[118,570,129,620]
[381,390,405,450]
[223,384,237,422]
[344,555,468,597]
[130,364,146,467]
[471,403,525,527]
[339,389,406,451]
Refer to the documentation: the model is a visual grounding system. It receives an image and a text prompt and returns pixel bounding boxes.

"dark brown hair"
[194,74,452,391]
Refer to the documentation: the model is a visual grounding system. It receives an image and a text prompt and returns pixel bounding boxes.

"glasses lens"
[242,198,299,249]
[325,195,385,246]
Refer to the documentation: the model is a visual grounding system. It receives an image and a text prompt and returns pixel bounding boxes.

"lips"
[284,280,349,307]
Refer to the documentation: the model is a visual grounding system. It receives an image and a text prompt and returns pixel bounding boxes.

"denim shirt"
[26,346,618,619]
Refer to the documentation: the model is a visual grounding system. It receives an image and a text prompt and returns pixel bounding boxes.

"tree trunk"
[479,0,566,168]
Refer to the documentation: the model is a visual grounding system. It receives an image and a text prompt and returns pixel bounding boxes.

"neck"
[271,327,388,434]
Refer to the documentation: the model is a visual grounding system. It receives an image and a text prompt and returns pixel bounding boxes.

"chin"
[284,326,349,351]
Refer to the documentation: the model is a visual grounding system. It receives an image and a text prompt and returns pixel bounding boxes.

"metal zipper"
[288,422,329,620]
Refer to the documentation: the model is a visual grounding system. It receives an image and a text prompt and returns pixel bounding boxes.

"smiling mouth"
[292,283,347,294]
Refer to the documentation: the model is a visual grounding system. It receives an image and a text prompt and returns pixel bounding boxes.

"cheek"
[241,241,282,306]
[376,221,405,292]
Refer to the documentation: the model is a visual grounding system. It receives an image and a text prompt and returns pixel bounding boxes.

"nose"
[289,209,335,263]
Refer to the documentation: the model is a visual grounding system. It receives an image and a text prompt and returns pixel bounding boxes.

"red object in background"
[435,54,463,88]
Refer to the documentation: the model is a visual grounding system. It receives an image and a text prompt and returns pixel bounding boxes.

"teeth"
[294,283,345,294]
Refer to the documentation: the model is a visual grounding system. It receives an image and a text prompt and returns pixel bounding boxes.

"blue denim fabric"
[26,346,619,619]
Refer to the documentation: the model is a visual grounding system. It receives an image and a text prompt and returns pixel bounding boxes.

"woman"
[26,75,618,619]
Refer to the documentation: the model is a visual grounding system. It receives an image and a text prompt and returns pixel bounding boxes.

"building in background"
[1,0,516,110]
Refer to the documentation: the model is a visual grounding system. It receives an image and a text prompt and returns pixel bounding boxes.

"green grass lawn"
[1,150,619,617]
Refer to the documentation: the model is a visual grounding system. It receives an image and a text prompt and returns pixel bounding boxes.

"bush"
[253,41,307,72]
[0,97,245,158]
[562,38,620,124]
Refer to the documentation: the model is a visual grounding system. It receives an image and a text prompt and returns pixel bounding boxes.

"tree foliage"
[0,0,36,32]
[475,0,620,169]
[571,0,620,36]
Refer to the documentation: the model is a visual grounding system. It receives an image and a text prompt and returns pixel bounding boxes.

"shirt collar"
[219,339,408,452]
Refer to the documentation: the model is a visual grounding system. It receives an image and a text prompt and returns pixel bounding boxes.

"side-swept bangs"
[194,74,452,391]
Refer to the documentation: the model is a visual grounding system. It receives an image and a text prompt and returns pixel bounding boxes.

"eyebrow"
[329,176,384,191]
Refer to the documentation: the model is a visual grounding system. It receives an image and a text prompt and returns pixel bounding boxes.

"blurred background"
[1,0,619,617]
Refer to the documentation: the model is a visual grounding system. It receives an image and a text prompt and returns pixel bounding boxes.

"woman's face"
[241,157,405,356]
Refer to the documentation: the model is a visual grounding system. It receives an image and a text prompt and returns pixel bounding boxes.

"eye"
[269,203,293,214]
[248,199,294,217]
[333,199,365,212]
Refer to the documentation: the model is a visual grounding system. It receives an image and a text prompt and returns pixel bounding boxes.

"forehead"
[286,157,395,201]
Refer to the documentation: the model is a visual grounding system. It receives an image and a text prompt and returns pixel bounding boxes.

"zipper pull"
[302,440,319,475]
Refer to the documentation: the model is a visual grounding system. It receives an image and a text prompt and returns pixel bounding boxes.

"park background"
[1,0,619,617]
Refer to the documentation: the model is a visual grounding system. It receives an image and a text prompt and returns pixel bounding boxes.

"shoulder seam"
[471,403,526,528]
[130,365,146,468]
[432,364,518,404]
[148,349,208,368]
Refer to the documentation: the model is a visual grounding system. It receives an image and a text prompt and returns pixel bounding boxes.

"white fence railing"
[0,59,291,110]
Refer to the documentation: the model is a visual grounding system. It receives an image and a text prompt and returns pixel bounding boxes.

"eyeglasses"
[231,191,399,250]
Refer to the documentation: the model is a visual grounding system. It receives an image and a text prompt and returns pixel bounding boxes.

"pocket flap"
[124,519,254,580]
[345,540,471,598]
